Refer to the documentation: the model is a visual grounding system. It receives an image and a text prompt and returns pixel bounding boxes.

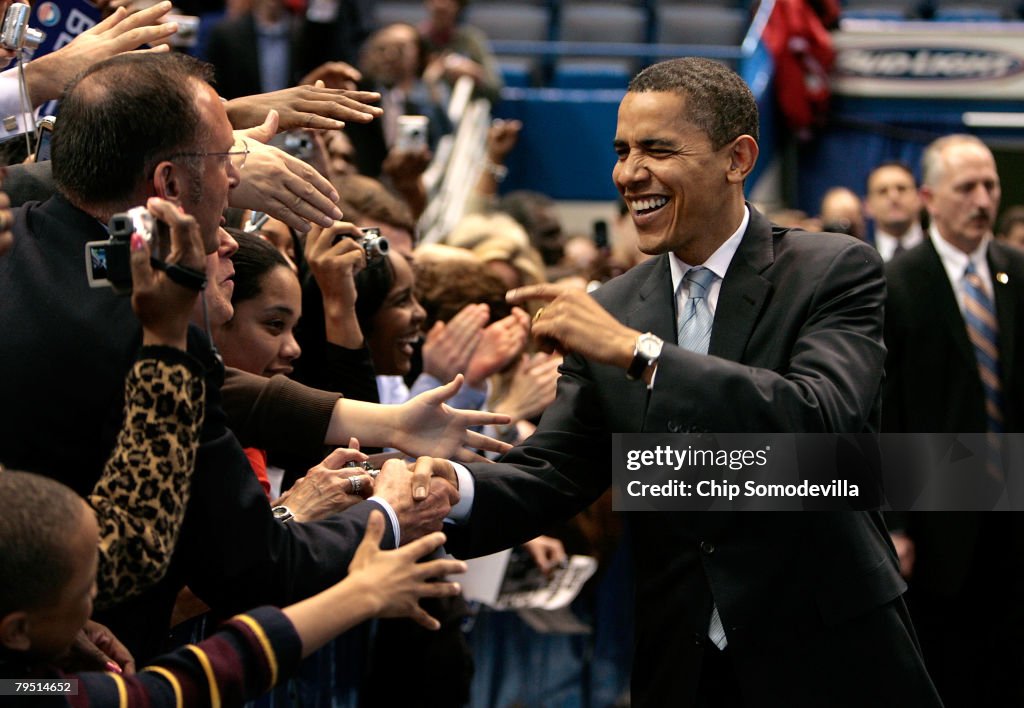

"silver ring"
[349,475,363,495]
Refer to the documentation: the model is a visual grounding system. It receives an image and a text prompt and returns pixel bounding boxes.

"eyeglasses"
[170,138,250,171]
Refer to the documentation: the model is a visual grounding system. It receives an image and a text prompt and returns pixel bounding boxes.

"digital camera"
[0,3,44,52]
[85,208,170,294]
[334,226,389,262]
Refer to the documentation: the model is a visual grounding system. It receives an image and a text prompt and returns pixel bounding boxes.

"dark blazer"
[883,236,1024,594]
[0,194,392,660]
[882,236,1024,705]
[446,207,940,707]
[205,13,303,100]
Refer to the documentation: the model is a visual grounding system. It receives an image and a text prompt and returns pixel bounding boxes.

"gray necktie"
[677,267,715,355]
[677,266,727,649]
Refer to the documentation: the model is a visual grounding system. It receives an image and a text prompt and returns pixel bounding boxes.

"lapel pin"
[996,272,1009,285]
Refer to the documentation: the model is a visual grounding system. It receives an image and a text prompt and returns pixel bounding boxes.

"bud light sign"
[837,47,1024,81]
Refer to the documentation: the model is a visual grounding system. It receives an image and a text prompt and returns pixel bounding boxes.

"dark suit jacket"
[0,194,392,660]
[446,207,940,707]
[883,238,1024,594]
[205,13,303,100]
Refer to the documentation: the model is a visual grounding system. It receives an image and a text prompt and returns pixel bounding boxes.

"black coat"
[446,207,941,707]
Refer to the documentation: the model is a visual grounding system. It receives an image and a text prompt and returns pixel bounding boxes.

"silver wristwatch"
[626,332,664,381]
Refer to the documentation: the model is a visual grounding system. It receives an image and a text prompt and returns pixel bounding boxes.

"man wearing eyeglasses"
[0,50,483,661]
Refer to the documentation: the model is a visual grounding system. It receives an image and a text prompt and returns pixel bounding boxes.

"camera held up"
[85,207,205,295]
[333,226,390,262]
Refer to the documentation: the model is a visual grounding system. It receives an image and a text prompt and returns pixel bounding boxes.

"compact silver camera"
[334,226,389,262]
[85,207,170,293]
[113,207,170,261]
[0,4,44,52]
[353,227,389,262]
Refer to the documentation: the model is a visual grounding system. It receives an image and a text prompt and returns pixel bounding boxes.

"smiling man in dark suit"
[411,57,941,707]
[883,134,1024,707]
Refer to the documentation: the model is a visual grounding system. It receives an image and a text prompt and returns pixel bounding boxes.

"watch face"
[637,334,663,359]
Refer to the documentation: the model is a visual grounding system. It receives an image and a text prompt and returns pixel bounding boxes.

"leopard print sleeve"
[90,347,206,609]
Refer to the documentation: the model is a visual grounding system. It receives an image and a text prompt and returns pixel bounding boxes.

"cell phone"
[34,115,55,162]
[396,115,428,152]
[270,130,316,162]
[592,219,609,250]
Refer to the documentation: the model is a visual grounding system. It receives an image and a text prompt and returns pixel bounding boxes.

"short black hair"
[355,255,396,335]
[228,230,291,306]
[0,470,86,616]
[866,161,917,192]
[628,58,759,149]
[996,205,1024,239]
[52,52,215,211]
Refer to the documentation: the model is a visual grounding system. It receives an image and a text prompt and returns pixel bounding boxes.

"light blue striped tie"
[963,262,1004,479]
[677,266,727,649]
[677,267,716,355]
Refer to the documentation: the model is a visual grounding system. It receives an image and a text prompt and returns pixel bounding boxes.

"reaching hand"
[420,303,489,384]
[230,111,344,233]
[393,375,513,463]
[372,460,459,543]
[509,284,638,368]
[300,61,363,91]
[225,84,382,132]
[26,2,178,106]
[382,145,431,186]
[487,119,523,165]
[130,198,205,350]
[522,535,568,577]
[61,619,136,675]
[346,511,466,629]
[276,443,372,522]
[465,308,531,388]
[493,351,563,422]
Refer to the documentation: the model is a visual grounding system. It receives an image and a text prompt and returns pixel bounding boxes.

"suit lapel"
[710,207,774,362]
[989,242,1018,385]
[629,255,678,343]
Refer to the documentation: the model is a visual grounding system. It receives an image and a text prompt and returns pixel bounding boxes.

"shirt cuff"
[445,462,476,524]
[367,496,401,548]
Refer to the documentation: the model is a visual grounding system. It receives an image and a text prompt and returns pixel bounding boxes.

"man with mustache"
[882,133,1024,706]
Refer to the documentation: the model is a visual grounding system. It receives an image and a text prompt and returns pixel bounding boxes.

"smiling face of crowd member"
[216,231,300,375]
[219,264,302,377]
[367,252,426,376]
[611,58,758,265]
[921,135,1001,255]
[864,163,921,238]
